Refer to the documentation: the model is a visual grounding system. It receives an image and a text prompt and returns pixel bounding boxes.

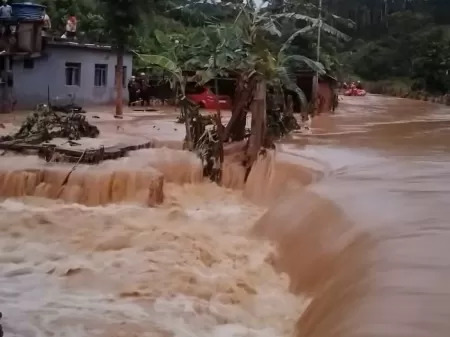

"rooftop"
[0,38,131,57]
[47,39,115,52]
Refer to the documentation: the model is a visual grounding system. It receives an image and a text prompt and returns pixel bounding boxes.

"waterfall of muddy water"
[0,148,204,206]
[254,96,450,337]
[0,146,315,336]
[0,185,312,336]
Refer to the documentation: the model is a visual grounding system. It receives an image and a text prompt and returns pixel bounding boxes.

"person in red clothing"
[61,15,77,40]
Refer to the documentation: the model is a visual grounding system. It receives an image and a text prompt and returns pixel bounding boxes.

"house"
[7,40,133,109]
[294,70,338,114]
[0,1,132,111]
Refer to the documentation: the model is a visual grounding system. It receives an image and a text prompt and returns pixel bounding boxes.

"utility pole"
[312,0,322,111]
[316,0,322,63]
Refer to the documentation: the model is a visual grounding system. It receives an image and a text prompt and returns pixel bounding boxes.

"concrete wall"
[12,45,132,108]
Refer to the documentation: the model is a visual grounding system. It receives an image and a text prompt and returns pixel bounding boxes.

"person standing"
[41,9,51,49]
[0,0,12,37]
[127,76,138,106]
[61,15,77,40]
[42,10,51,31]
[0,0,12,19]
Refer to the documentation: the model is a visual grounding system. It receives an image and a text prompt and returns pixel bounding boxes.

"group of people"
[342,81,364,90]
[127,74,173,107]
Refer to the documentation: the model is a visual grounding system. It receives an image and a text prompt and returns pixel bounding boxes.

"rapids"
[1,95,450,336]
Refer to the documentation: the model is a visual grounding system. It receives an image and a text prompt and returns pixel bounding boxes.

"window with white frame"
[94,64,108,87]
[65,62,81,86]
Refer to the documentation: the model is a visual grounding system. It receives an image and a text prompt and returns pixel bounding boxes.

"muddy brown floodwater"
[261,95,450,337]
[1,95,450,337]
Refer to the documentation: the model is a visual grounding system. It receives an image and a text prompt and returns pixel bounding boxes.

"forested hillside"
[38,0,449,95]
[331,0,450,95]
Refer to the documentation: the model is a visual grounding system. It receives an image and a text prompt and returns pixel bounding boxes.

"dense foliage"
[37,0,449,95]
[330,0,450,94]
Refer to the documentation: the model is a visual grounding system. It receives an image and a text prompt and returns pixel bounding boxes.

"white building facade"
[11,41,133,108]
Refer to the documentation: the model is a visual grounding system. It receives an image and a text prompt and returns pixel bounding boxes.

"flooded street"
[1,95,450,336]
[273,95,450,337]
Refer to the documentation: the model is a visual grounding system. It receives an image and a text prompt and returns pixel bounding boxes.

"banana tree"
[135,53,198,150]
[220,1,331,145]
[185,25,241,179]
[141,0,349,174]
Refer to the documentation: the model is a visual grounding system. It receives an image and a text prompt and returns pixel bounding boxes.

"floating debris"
[0,105,99,145]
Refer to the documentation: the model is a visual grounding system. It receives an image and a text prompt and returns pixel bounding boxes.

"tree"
[342,8,450,94]
[99,0,147,117]
[166,0,346,151]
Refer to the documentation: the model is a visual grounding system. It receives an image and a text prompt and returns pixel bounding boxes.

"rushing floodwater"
[273,95,450,337]
[1,95,450,336]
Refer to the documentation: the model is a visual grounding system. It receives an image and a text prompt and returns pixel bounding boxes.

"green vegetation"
[38,1,449,97]
[32,0,449,183]
[333,0,450,95]
[131,1,346,179]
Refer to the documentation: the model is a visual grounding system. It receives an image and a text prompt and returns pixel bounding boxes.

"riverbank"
[363,79,450,106]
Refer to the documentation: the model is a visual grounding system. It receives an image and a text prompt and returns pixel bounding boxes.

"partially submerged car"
[186,85,232,110]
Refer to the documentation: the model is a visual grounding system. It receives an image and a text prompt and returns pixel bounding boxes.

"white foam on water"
[0,183,307,337]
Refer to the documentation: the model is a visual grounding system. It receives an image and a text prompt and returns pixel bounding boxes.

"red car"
[186,86,232,110]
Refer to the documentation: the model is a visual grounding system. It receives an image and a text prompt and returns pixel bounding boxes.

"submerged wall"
[0,148,204,207]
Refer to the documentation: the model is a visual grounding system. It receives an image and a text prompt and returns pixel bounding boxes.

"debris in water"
[64,268,84,276]
[0,105,99,144]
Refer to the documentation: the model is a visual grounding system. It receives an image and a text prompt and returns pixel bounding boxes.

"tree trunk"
[224,71,258,142]
[183,100,193,151]
[115,47,124,118]
[213,52,224,184]
[247,77,266,166]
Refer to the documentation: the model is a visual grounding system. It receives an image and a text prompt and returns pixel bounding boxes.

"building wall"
[295,73,336,114]
[318,81,334,113]
[12,46,132,108]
